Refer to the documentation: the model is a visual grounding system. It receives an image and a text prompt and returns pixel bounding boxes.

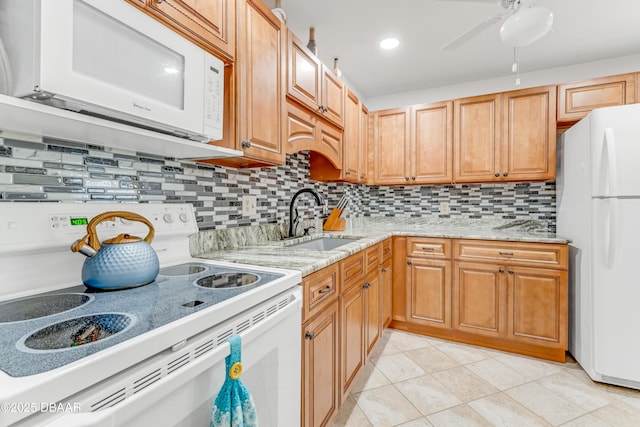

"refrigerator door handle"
[604,127,618,197]
[605,198,618,268]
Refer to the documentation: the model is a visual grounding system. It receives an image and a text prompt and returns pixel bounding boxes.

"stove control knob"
[163,213,174,223]
[179,213,189,223]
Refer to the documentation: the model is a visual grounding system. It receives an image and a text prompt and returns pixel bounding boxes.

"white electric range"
[0,202,302,427]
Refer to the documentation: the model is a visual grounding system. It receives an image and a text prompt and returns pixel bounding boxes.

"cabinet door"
[359,104,369,183]
[558,73,636,123]
[501,86,556,181]
[381,259,392,328]
[372,108,410,185]
[411,101,453,184]
[340,283,365,400]
[453,261,505,337]
[342,89,360,182]
[235,0,285,165]
[453,94,501,183]
[407,258,451,329]
[507,266,568,348]
[145,0,234,61]
[364,270,382,356]
[287,30,322,111]
[321,66,345,127]
[303,304,339,427]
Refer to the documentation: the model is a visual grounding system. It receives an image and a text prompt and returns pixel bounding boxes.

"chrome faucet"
[288,188,325,238]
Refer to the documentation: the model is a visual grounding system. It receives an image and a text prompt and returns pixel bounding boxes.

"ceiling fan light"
[500,6,553,47]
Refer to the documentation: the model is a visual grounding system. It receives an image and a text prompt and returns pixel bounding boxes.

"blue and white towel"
[210,335,258,427]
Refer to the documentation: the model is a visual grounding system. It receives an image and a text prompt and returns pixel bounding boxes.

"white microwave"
[0,0,224,142]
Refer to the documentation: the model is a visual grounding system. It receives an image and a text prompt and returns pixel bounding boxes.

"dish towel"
[210,335,258,427]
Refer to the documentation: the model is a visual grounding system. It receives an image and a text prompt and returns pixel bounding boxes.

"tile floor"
[332,329,640,427]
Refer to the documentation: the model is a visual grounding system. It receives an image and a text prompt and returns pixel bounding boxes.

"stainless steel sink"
[286,237,359,251]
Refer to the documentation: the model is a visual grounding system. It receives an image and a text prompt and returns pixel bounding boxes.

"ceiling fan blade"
[441,13,504,50]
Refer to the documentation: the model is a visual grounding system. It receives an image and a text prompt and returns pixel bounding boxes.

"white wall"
[365,53,640,111]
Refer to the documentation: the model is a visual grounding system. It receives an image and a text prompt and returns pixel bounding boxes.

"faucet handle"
[303,226,316,236]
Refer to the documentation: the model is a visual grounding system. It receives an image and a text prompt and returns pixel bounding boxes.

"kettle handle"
[71,211,155,253]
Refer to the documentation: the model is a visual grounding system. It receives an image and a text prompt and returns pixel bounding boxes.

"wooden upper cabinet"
[359,104,369,183]
[371,107,410,185]
[286,30,344,128]
[558,73,636,123]
[342,89,360,182]
[141,0,235,61]
[501,86,556,181]
[453,94,501,183]
[233,0,285,165]
[411,101,453,184]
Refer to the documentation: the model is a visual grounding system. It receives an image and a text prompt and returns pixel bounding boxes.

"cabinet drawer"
[302,264,339,323]
[340,252,365,294]
[407,237,451,259]
[454,240,568,269]
[365,243,382,274]
[382,239,392,261]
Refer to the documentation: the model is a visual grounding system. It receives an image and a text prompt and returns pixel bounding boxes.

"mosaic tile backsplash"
[0,131,556,231]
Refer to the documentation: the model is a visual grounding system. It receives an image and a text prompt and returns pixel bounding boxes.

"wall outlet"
[439,201,450,215]
[242,195,257,216]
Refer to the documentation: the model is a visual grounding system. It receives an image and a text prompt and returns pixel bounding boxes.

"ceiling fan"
[441,0,554,51]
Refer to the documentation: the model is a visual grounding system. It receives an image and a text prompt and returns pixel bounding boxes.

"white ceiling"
[264,0,640,100]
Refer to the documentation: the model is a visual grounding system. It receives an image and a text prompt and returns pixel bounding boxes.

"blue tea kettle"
[71,211,159,290]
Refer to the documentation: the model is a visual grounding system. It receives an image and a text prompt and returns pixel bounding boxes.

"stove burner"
[159,264,207,276]
[0,294,93,323]
[196,273,259,289]
[21,313,134,351]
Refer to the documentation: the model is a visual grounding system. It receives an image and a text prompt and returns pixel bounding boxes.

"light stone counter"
[193,217,570,277]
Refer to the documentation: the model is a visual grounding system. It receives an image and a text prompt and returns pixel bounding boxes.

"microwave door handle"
[604,127,618,197]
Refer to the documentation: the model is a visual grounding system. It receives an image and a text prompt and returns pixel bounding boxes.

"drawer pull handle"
[499,268,505,273]
[418,246,434,251]
[318,286,332,294]
[305,331,315,340]
[499,252,514,256]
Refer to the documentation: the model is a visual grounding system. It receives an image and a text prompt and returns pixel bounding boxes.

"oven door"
[46,289,302,427]
[11,0,222,140]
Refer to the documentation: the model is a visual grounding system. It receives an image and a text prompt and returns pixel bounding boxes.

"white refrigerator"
[557,103,640,389]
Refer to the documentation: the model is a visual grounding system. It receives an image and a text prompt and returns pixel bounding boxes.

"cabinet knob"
[405,177,410,181]
[494,172,500,177]
[411,176,416,180]
[385,248,391,253]
[241,140,251,149]
[407,260,412,266]
[381,268,387,273]
[360,175,365,179]
[363,282,371,289]
[318,286,332,294]
[503,172,509,177]
[345,171,351,175]
[508,269,514,274]
[305,331,315,340]
[499,268,505,273]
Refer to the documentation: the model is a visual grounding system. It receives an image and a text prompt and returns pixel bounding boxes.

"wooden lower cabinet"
[364,269,382,356]
[453,261,505,337]
[507,266,568,346]
[381,258,392,328]
[408,258,451,329]
[340,280,365,402]
[302,303,339,427]
[390,237,568,362]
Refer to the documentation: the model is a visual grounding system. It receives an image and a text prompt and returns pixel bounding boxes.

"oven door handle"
[46,290,302,427]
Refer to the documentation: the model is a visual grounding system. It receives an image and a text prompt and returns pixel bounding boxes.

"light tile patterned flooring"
[332,329,640,427]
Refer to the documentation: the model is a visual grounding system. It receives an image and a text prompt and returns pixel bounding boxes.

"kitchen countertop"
[194,217,570,277]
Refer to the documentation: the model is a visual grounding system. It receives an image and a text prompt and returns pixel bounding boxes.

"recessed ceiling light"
[379,38,399,50]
